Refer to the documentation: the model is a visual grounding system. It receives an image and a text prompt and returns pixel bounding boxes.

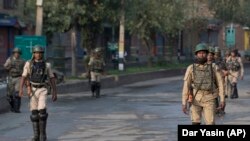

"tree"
[208,0,241,23]
[24,0,106,76]
[126,0,185,66]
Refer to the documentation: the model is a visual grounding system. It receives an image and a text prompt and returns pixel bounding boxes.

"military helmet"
[94,47,102,53]
[214,47,221,53]
[194,43,208,54]
[12,48,22,54]
[208,46,215,54]
[32,45,44,53]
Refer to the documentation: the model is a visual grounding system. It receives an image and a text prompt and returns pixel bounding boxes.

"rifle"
[88,69,91,85]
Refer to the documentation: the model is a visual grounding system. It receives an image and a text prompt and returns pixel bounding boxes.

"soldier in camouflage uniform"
[88,48,105,98]
[3,48,25,113]
[19,45,57,141]
[226,49,244,99]
[182,43,225,125]
[214,48,229,115]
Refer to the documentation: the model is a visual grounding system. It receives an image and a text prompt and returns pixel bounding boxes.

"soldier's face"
[207,53,214,61]
[13,52,20,58]
[34,52,43,60]
[196,51,207,59]
[231,52,236,57]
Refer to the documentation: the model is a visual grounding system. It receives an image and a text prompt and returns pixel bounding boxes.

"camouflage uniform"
[182,43,225,125]
[214,49,228,115]
[226,49,244,99]
[4,48,25,113]
[88,48,105,98]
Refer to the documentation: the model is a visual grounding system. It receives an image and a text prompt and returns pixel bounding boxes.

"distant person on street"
[226,49,244,99]
[88,48,105,98]
[4,48,25,113]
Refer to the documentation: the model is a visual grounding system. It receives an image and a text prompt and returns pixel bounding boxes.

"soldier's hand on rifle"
[182,104,188,115]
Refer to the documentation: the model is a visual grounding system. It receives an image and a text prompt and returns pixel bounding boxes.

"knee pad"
[30,110,39,122]
[39,109,48,121]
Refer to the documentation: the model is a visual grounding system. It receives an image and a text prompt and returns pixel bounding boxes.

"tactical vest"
[9,57,25,77]
[91,59,104,72]
[215,59,226,71]
[192,64,215,91]
[227,57,240,71]
[30,61,47,84]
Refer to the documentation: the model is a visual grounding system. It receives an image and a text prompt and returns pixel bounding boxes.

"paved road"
[0,69,250,141]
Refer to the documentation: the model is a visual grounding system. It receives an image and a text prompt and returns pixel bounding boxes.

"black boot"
[192,122,201,125]
[7,96,14,112]
[30,110,39,141]
[13,96,21,113]
[91,82,96,97]
[231,83,238,99]
[39,109,48,141]
[95,82,101,98]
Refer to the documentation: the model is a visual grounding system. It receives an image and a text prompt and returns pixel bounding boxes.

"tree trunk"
[71,27,77,77]
[143,38,153,67]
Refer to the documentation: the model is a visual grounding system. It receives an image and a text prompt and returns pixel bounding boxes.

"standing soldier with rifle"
[226,49,244,99]
[88,48,105,98]
[182,43,225,125]
[4,48,25,113]
[214,48,228,114]
[19,45,57,141]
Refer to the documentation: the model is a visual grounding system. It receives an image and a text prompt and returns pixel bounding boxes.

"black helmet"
[32,45,44,53]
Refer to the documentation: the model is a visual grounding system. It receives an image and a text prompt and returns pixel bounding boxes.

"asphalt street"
[0,68,250,141]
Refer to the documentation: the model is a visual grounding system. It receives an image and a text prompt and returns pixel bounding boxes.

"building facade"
[0,0,26,64]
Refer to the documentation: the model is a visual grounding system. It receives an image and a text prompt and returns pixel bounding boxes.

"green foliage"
[208,0,241,23]
[126,0,185,39]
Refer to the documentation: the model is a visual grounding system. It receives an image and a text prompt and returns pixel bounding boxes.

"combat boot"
[39,109,48,141]
[192,122,200,125]
[91,82,96,97]
[7,96,14,112]
[230,83,238,99]
[13,96,21,113]
[95,82,101,98]
[30,110,39,141]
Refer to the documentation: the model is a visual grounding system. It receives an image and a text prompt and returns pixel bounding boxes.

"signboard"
[225,27,235,48]
[14,35,46,60]
[108,42,118,51]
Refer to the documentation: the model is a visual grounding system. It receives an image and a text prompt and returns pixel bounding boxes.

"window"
[3,0,18,9]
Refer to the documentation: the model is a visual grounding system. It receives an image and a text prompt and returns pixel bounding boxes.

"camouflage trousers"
[7,77,21,96]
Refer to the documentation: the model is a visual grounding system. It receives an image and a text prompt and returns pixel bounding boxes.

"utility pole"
[118,0,125,71]
[35,0,43,35]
